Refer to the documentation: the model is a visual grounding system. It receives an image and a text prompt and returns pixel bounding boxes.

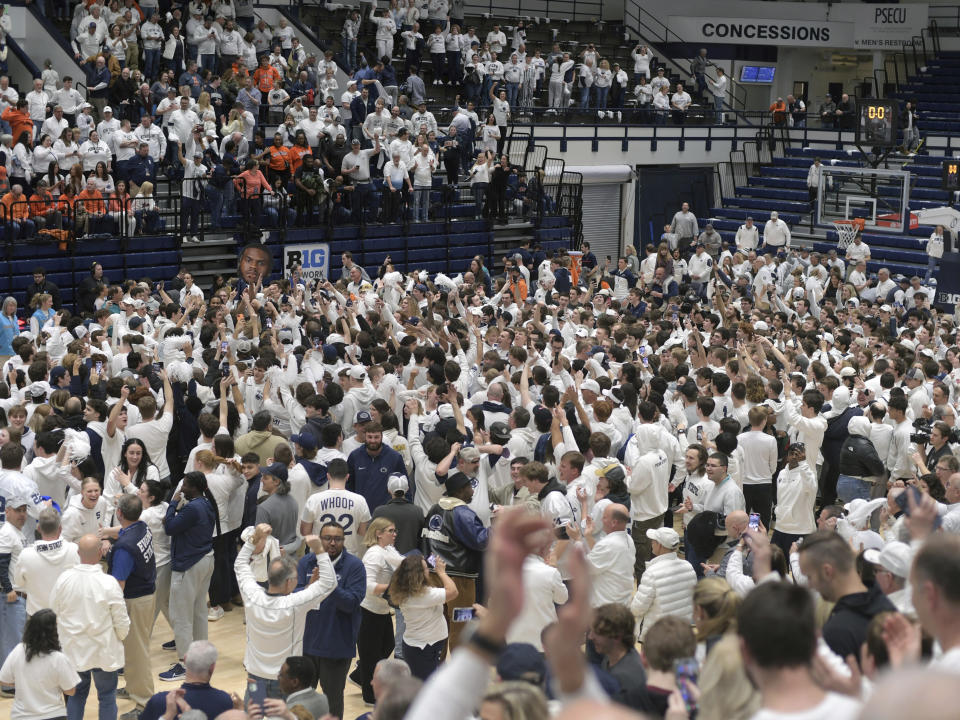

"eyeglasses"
[385,528,397,534]
[320,536,344,543]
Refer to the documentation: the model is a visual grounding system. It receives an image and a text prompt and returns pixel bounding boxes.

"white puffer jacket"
[630,551,697,639]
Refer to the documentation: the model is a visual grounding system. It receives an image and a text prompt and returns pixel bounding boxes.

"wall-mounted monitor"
[740,65,776,83]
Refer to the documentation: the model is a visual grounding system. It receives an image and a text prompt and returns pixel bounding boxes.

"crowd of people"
[0,195,955,720]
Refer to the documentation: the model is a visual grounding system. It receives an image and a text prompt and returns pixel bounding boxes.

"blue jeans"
[205,185,224,228]
[596,86,609,109]
[144,48,161,80]
[394,608,406,659]
[714,94,724,124]
[472,182,487,217]
[413,186,430,222]
[837,474,871,503]
[446,51,461,84]
[505,81,519,107]
[67,668,117,720]
[199,53,216,74]
[0,596,24,669]
[580,85,592,109]
[343,38,357,72]
[926,254,939,282]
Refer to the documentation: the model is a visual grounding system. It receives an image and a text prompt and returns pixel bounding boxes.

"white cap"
[347,366,366,380]
[840,367,857,378]
[899,338,916,351]
[863,541,912,579]
[103,106,113,113]
[581,379,601,395]
[753,320,769,332]
[387,473,409,494]
[646,526,680,548]
[880,304,892,313]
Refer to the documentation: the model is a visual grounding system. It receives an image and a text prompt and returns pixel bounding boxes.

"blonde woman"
[693,577,741,664]
[697,634,761,720]
[594,59,613,113]
[356,518,402,705]
[480,682,550,720]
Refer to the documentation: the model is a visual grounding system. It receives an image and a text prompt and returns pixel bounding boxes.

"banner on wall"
[667,16,855,47]
[854,4,929,49]
[283,243,330,283]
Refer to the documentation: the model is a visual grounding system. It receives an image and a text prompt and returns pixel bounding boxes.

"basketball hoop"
[833,218,865,250]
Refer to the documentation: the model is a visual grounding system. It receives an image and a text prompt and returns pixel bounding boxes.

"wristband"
[464,624,506,657]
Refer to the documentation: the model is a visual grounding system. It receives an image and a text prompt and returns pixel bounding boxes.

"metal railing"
[462,0,604,22]
[622,0,747,113]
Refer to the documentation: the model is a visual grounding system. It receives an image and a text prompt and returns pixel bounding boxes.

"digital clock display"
[857,100,898,147]
[945,160,960,191]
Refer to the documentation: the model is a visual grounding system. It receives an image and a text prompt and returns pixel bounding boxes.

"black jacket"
[823,584,895,661]
[373,497,424,555]
[24,280,61,310]
[838,435,885,477]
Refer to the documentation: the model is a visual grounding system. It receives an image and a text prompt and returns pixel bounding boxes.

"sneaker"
[208,605,224,622]
[348,669,362,688]
[120,710,143,720]
[190,235,200,243]
[159,663,186,682]
[0,687,13,698]
[116,687,130,699]
[161,639,176,651]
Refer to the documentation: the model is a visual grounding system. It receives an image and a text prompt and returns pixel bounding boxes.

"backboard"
[815,164,910,231]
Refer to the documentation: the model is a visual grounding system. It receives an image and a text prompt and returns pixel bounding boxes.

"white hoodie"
[14,537,80,615]
[23,455,80,506]
[61,494,109,542]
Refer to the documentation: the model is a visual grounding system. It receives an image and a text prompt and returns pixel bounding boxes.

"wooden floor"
[0,607,372,720]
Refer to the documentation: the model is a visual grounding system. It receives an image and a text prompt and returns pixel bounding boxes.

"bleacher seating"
[0,235,182,310]
[256,218,571,280]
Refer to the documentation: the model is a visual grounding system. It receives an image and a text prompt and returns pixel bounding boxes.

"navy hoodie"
[164,496,216,572]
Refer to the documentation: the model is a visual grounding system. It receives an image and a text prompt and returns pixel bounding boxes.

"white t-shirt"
[400,586,448,648]
[749,693,861,720]
[0,644,80,720]
[300,488,371,557]
[127,412,174,479]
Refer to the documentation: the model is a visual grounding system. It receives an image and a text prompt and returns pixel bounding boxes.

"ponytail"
[182,470,221,536]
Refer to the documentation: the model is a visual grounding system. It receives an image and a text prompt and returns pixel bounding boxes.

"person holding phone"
[388,553,458,681]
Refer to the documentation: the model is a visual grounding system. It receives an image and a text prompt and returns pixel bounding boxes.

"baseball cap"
[5,489,33,509]
[839,367,857,378]
[348,366,366,380]
[646,527,680,549]
[128,316,144,330]
[899,338,916,351]
[581,379,601,395]
[103,106,113,114]
[355,410,372,425]
[89,20,97,27]
[904,367,923,381]
[49,366,68,383]
[263,462,288,482]
[489,421,511,445]
[459,446,480,462]
[387,473,409,494]
[290,432,318,450]
[496,643,546,684]
[863,541,911,578]
[754,320,769,332]
[880,304,892,313]
[444,472,472,494]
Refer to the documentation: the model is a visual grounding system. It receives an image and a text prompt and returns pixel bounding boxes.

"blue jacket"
[346,445,407,512]
[297,550,366,658]
[126,154,156,186]
[164,496,215,571]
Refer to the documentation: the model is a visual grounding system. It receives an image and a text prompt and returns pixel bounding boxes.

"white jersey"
[300,488,371,557]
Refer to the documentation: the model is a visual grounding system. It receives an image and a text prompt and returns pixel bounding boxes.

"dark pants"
[353,182,371,224]
[181,195,201,236]
[402,640,445,681]
[356,609,393,704]
[683,526,705,579]
[631,516,662,582]
[771,529,805,561]
[208,532,233,606]
[743,484,773,531]
[309,655,350,719]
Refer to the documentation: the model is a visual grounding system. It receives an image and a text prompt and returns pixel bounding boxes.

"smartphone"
[265,318,273,328]
[426,553,437,569]
[220,341,228,352]
[674,658,699,713]
[247,679,266,713]
[313,337,321,349]
[221,363,230,378]
[152,362,161,372]
[749,512,761,532]
[95,361,103,373]
[453,607,475,623]
[696,426,703,442]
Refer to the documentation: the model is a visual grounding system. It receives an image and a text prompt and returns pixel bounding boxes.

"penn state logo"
[470,477,479,489]
[428,514,443,531]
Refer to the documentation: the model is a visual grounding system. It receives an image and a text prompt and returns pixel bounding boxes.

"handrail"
[461,0,603,23]
[622,0,747,112]
[6,36,40,78]
[17,1,87,77]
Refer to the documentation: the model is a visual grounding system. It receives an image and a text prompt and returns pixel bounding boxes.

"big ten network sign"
[284,243,330,283]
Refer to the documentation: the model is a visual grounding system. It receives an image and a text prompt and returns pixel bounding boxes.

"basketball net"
[833,218,864,250]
